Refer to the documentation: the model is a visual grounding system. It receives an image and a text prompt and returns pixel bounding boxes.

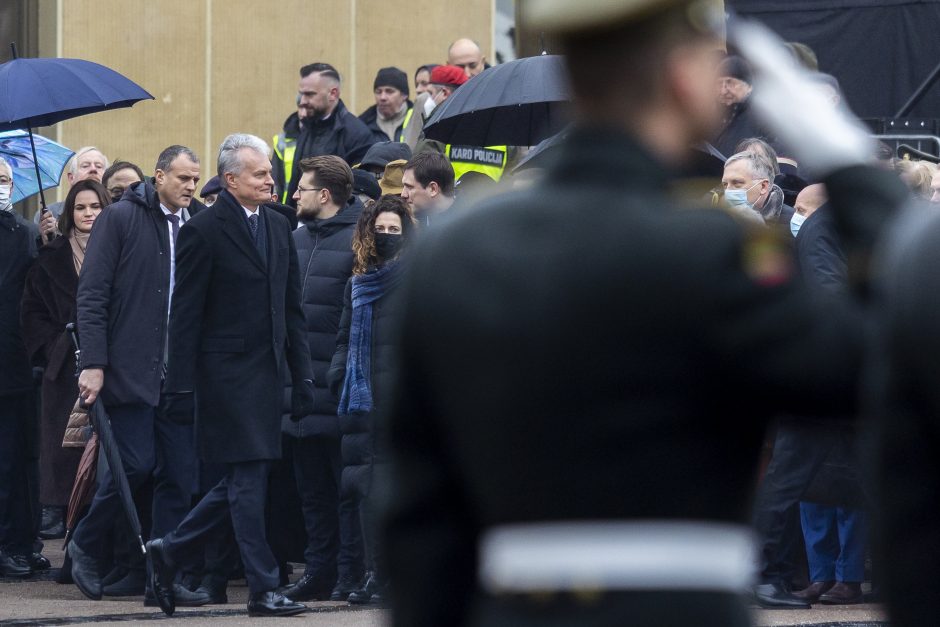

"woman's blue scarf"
[338,261,402,415]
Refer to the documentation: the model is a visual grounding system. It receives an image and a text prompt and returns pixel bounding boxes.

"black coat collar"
[214,189,268,272]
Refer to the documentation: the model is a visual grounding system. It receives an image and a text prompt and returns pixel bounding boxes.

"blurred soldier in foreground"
[380,1,907,626]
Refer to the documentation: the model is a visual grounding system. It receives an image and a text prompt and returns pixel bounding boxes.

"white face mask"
[0,184,12,212]
[790,212,806,237]
[724,180,764,211]
[423,96,437,118]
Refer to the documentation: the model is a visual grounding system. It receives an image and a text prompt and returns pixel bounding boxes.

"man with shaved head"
[447,38,488,78]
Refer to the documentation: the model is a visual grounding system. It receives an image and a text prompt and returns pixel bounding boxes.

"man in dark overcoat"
[0,157,43,578]
[72,146,208,602]
[148,133,315,618]
[379,2,909,626]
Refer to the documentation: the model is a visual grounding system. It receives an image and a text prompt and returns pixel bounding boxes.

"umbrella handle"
[66,323,82,378]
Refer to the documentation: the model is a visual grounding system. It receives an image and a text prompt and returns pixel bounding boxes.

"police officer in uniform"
[379,1,907,626]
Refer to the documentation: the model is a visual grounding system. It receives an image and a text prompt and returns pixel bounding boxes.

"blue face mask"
[790,212,806,237]
[724,180,764,211]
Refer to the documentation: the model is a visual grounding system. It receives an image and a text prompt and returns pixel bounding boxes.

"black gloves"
[290,379,316,422]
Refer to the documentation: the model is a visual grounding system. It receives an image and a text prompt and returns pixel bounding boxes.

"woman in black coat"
[328,195,415,604]
[20,180,110,536]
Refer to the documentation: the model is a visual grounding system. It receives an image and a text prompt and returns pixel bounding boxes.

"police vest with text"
[445,144,507,182]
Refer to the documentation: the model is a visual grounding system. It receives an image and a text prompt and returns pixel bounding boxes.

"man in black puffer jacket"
[280,156,365,603]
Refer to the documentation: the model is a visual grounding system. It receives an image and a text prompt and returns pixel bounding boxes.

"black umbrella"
[66,324,146,555]
[0,43,153,215]
[423,54,571,147]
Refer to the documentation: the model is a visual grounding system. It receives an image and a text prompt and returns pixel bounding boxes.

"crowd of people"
[0,11,938,626]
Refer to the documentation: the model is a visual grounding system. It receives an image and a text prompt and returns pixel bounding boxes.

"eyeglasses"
[296,185,325,193]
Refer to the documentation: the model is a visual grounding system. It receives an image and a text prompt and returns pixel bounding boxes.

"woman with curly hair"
[328,195,415,605]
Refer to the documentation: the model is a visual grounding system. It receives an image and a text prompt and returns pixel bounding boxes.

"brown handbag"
[62,397,92,448]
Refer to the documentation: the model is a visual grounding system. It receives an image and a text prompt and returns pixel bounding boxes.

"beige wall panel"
[58,0,207,195]
[209,0,352,167]
[352,0,493,118]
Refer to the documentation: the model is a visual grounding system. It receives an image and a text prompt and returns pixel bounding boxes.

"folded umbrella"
[423,54,571,147]
[64,323,146,555]
[85,400,147,555]
[0,43,152,213]
[0,130,73,204]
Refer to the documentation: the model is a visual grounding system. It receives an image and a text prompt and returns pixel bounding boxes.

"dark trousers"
[71,398,196,559]
[752,421,834,584]
[0,392,38,555]
[800,503,867,582]
[72,403,155,557]
[163,460,279,594]
[152,394,196,539]
[290,434,364,581]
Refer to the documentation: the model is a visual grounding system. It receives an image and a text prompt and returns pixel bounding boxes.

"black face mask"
[374,232,404,261]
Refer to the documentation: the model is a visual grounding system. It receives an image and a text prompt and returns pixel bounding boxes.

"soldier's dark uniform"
[380,126,906,626]
[378,2,909,626]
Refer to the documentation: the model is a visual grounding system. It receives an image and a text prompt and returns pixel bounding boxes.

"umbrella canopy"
[0,56,153,132]
[0,130,73,204]
[423,54,571,147]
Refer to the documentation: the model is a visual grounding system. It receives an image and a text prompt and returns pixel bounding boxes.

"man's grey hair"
[69,146,110,175]
[155,145,199,173]
[725,151,775,182]
[0,156,11,180]
[217,134,271,179]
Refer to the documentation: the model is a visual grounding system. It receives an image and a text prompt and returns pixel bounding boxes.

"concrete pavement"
[0,545,887,626]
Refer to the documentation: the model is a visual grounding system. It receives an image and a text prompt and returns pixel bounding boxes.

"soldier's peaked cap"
[523,0,720,35]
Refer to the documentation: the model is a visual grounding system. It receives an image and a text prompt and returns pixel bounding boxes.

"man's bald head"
[448,38,485,77]
[794,184,827,219]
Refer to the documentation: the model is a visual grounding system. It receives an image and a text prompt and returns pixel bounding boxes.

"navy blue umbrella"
[0,44,152,212]
[423,54,571,147]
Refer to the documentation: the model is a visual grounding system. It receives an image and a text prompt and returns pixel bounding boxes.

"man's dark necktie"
[247,213,258,244]
[166,213,180,245]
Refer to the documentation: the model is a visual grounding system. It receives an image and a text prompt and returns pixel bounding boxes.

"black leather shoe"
[280,573,333,602]
[101,565,128,588]
[347,571,377,605]
[28,552,51,572]
[0,551,32,578]
[196,575,228,605]
[793,580,835,603]
[754,582,811,609]
[69,542,102,600]
[39,506,65,540]
[330,573,362,601]
[819,581,864,605]
[103,569,146,596]
[247,590,308,617]
[145,583,211,607]
[146,539,176,616]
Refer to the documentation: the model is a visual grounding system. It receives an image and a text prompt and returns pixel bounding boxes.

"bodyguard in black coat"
[378,5,909,626]
[150,135,314,618]
[70,148,209,602]
[285,99,376,207]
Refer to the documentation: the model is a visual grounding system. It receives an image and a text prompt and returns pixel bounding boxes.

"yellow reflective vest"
[396,107,415,142]
[445,144,507,182]
[273,132,297,203]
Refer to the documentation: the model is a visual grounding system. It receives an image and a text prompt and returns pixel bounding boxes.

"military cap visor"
[524,0,719,34]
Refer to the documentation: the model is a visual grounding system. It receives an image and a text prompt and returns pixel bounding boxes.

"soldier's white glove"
[728,18,874,176]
